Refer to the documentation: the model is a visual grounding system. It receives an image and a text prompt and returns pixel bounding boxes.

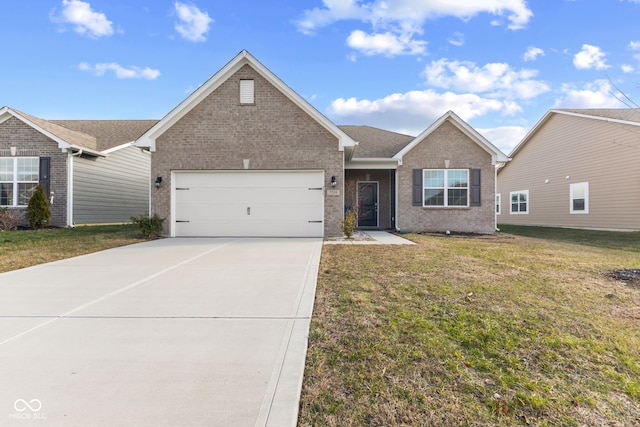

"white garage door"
[173,171,324,237]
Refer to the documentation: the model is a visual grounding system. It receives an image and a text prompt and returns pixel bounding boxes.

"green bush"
[25,185,51,229]
[342,208,357,238]
[130,213,164,239]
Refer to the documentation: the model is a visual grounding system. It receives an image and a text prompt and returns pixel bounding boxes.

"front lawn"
[0,224,142,273]
[299,230,640,426]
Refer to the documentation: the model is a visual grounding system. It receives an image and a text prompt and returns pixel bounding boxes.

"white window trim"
[570,182,589,214]
[509,190,529,214]
[423,169,469,208]
[0,157,39,207]
[496,193,501,215]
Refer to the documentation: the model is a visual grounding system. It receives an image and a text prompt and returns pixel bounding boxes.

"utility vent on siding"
[240,79,255,104]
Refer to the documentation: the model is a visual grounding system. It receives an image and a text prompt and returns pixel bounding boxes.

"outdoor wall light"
[331,176,337,187]
[154,176,162,188]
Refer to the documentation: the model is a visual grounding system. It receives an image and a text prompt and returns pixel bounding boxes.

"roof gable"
[0,106,100,153]
[393,111,510,165]
[507,108,640,159]
[135,50,355,152]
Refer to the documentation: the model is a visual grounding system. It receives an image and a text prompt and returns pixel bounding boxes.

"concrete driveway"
[0,238,322,426]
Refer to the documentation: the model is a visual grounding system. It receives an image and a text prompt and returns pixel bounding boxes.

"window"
[0,157,39,207]
[496,193,501,215]
[570,182,589,214]
[423,169,468,207]
[510,190,528,214]
[240,79,255,104]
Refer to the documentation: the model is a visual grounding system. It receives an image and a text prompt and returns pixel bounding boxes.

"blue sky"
[2,0,640,154]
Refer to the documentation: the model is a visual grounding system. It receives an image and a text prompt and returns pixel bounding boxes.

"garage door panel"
[174,171,324,237]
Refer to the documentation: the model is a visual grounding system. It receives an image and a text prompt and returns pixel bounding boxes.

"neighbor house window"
[240,79,255,104]
[423,169,469,207]
[510,190,529,214]
[570,182,589,214]
[496,193,501,215]
[0,157,39,207]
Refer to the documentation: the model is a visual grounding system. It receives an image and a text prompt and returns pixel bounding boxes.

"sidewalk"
[324,230,416,245]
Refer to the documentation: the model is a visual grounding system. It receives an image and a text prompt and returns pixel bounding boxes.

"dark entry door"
[357,182,378,227]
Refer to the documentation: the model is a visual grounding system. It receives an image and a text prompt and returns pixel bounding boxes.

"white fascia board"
[1,106,73,151]
[102,141,136,155]
[135,50,355,152]
[393,110,510,165]
[552,109,640,127]
[345,158,399,170]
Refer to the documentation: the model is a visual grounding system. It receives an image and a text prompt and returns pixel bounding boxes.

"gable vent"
[240,79,255,104]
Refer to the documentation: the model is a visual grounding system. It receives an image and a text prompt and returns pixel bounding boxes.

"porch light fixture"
[331,176,337,187]
[154,176,162,188]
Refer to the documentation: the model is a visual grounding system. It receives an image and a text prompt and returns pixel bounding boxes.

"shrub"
[25,185,51,229]
[342,208,358,239]
[130,213,164,239]
[0,208,20,231]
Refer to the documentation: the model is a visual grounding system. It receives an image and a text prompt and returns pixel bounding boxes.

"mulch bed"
[608,269,640,288]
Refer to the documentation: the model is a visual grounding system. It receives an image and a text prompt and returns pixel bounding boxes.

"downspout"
[494,163,500,232]
[67,149,83,227]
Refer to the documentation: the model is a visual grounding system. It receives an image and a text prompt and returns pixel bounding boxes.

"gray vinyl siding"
[497,113,640,230]
[73,145,150,224]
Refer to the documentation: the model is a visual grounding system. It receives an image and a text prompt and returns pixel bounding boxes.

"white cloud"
[79,63,161,80]
[295,0,532,34]
[554,80,626,108]
[476,126,527,155]
[448,32,464,47]
[51,0,113,38]
[295,0,532,56]
[422,58,550,100]
[174,2,213,42]
[523,46,544,61]
[346,29,426,56]
[622,64,634,73]
[573,44,609,70]
[328,89,519,136]
[629,40,640,50]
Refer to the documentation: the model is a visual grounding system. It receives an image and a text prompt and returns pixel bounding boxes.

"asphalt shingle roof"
[51,120,158,151]
[339,125,414,159]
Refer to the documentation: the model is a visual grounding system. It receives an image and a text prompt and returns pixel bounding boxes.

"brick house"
[135,50,509,237]
[0,107,152,227]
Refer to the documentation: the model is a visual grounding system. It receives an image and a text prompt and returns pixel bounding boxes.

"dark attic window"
[240,79,255,105]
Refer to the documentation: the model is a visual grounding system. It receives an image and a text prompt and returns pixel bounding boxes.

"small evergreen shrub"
[342,208,358,239]
[0,208,20,231]
[130,213,164,239]
[25,185,51,229]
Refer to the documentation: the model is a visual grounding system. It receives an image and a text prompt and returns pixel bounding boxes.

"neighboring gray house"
[497,108,640,231]
[0,107,153,227]
[135,50,509,238]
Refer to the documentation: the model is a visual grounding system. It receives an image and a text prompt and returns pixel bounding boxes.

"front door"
[357,182,378,227]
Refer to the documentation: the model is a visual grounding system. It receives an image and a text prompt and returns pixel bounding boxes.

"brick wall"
[398,121,496,234]
[0,117,68,226]
[151,64,344,237]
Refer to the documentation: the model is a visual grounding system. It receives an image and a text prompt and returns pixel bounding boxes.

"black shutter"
[39,157,51,196]
[412,169,423,206]
[471,168,481,206]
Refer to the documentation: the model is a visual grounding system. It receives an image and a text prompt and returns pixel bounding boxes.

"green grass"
[299,230,640,426]
[0,224,143,273]
[498,224,640,252]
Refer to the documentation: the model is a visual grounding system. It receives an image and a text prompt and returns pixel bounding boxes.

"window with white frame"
[423,169,469,207]
[496,193,501,215]
[510,190,528,214]
[0,157,39,207]
[570,182,589,214]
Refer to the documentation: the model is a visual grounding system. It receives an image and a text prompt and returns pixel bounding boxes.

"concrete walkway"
[0,238,322,427]
[324,230,416,245]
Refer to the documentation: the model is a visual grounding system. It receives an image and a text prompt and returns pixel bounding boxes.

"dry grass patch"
[299,232,640,426]
[0,225,142,273]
